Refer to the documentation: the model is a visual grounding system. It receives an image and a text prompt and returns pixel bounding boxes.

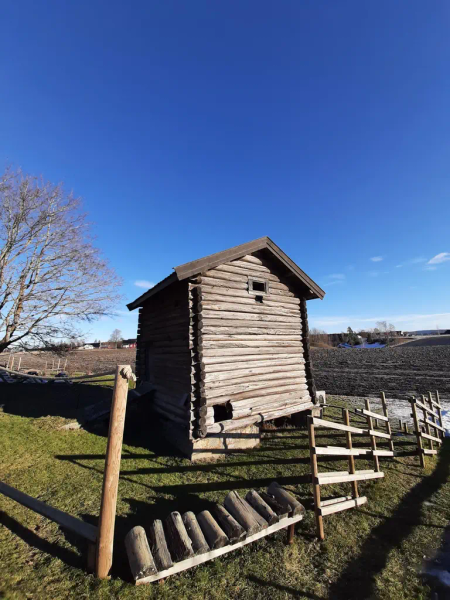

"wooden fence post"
[96,365,134,579]
[380,392,394,452]
[307,416,324,540]
[411,398,425,468]
[342,408,358,498]
[365,399,380,472]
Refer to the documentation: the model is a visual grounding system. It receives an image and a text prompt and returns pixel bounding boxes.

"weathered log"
[259,491,289,519]
[182,512,210,554]
[245,490,279,525]
[197,510,229,549]
[201,327,301,338]
[200,340,303,349]
[199,301,299,318]
[203,365,305,384]
[201,347,303,357]
[212,263,284,283]
[202,353,303,366]
[203,269,292,291]
[232,397,311,419]
[234,254,264,266]
[207,402,313,433]
[223,491,264,535]
[200,288,300,305]
[213,504,247,543]
[200,318,297,329]
[202,359,304,378]
[231,390,309,409]
[148,520,173,571]
[202,371,306,390]
[207,386,308,406]
[267,483,304,516]
[202,378,306,400]
[164,512,194,561]
[201,310,300,324]
[125,526,157,581]
[204,381,308,403]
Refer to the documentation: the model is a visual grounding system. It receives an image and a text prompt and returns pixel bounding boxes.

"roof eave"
[126,273,178,311]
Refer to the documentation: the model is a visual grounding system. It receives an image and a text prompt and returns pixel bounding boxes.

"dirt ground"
[2,345,449,403]
[400,334,450,347]
[312,345,450,400]
[0,348,137,375]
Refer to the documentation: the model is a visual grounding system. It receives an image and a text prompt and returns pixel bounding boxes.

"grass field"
[1,390,449,600]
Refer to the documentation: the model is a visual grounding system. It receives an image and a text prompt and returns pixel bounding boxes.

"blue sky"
[1,1,449,340]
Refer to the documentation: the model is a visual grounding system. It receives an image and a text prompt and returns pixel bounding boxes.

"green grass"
[0,394,449,599]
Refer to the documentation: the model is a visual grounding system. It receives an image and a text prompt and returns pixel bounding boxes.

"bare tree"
[375,321,396,346]
[310,327,331,347]
[0,167,122,353]
[109,329,123,343]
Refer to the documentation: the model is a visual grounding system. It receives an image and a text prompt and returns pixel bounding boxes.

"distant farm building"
[127,237,325,460]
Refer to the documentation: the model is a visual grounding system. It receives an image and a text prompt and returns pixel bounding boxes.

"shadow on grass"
[0,510,86,570]
[328,440,450,600]
[248,575,325,599]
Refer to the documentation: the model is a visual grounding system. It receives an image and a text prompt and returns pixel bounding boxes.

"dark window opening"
[255,295,264,303]
[248,277,269,296]
[252,280,265,292]
[213,403,233,423]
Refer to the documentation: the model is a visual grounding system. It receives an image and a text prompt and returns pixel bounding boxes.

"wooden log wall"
[136,281,192,436]
[190,253,312,436]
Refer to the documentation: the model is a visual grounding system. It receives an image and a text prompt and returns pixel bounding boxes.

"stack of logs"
[189,253,314,437]
[125,482,305,585]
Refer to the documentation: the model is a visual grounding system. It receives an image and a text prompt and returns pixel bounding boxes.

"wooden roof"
[127,237,325,310]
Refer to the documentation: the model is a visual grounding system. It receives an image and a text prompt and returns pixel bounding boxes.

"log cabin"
[127,237,325,460]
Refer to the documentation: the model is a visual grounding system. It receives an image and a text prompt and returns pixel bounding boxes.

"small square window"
[248,277,269,295]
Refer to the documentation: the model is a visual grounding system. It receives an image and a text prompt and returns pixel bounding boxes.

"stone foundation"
[190,424,261,462]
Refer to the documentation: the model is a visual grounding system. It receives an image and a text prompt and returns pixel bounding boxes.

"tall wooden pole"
[96,365,133,579]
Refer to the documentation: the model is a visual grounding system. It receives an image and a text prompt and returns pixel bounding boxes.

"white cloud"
[370,256,384,262]
[134,280,155,289]
[424,265,437,271]
[329,273,346,280]
[325,280,344,287]
[428,252,450,265]
[395,257,426,268]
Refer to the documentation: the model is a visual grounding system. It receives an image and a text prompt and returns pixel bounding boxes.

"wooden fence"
[409,391,444,467]
[0,365,134,579]
[308,395,395,540]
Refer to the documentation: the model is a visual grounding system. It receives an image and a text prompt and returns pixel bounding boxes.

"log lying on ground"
[223,491,265,535]
[197,510,229,549]
[213,505,247,543]
[125,526,157,581]
[182,512,210,555]
[267,483,305,516]
[259,492,289,519]
[148,520,173,571]
[165,512,194,561]
[245,490,279,525]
